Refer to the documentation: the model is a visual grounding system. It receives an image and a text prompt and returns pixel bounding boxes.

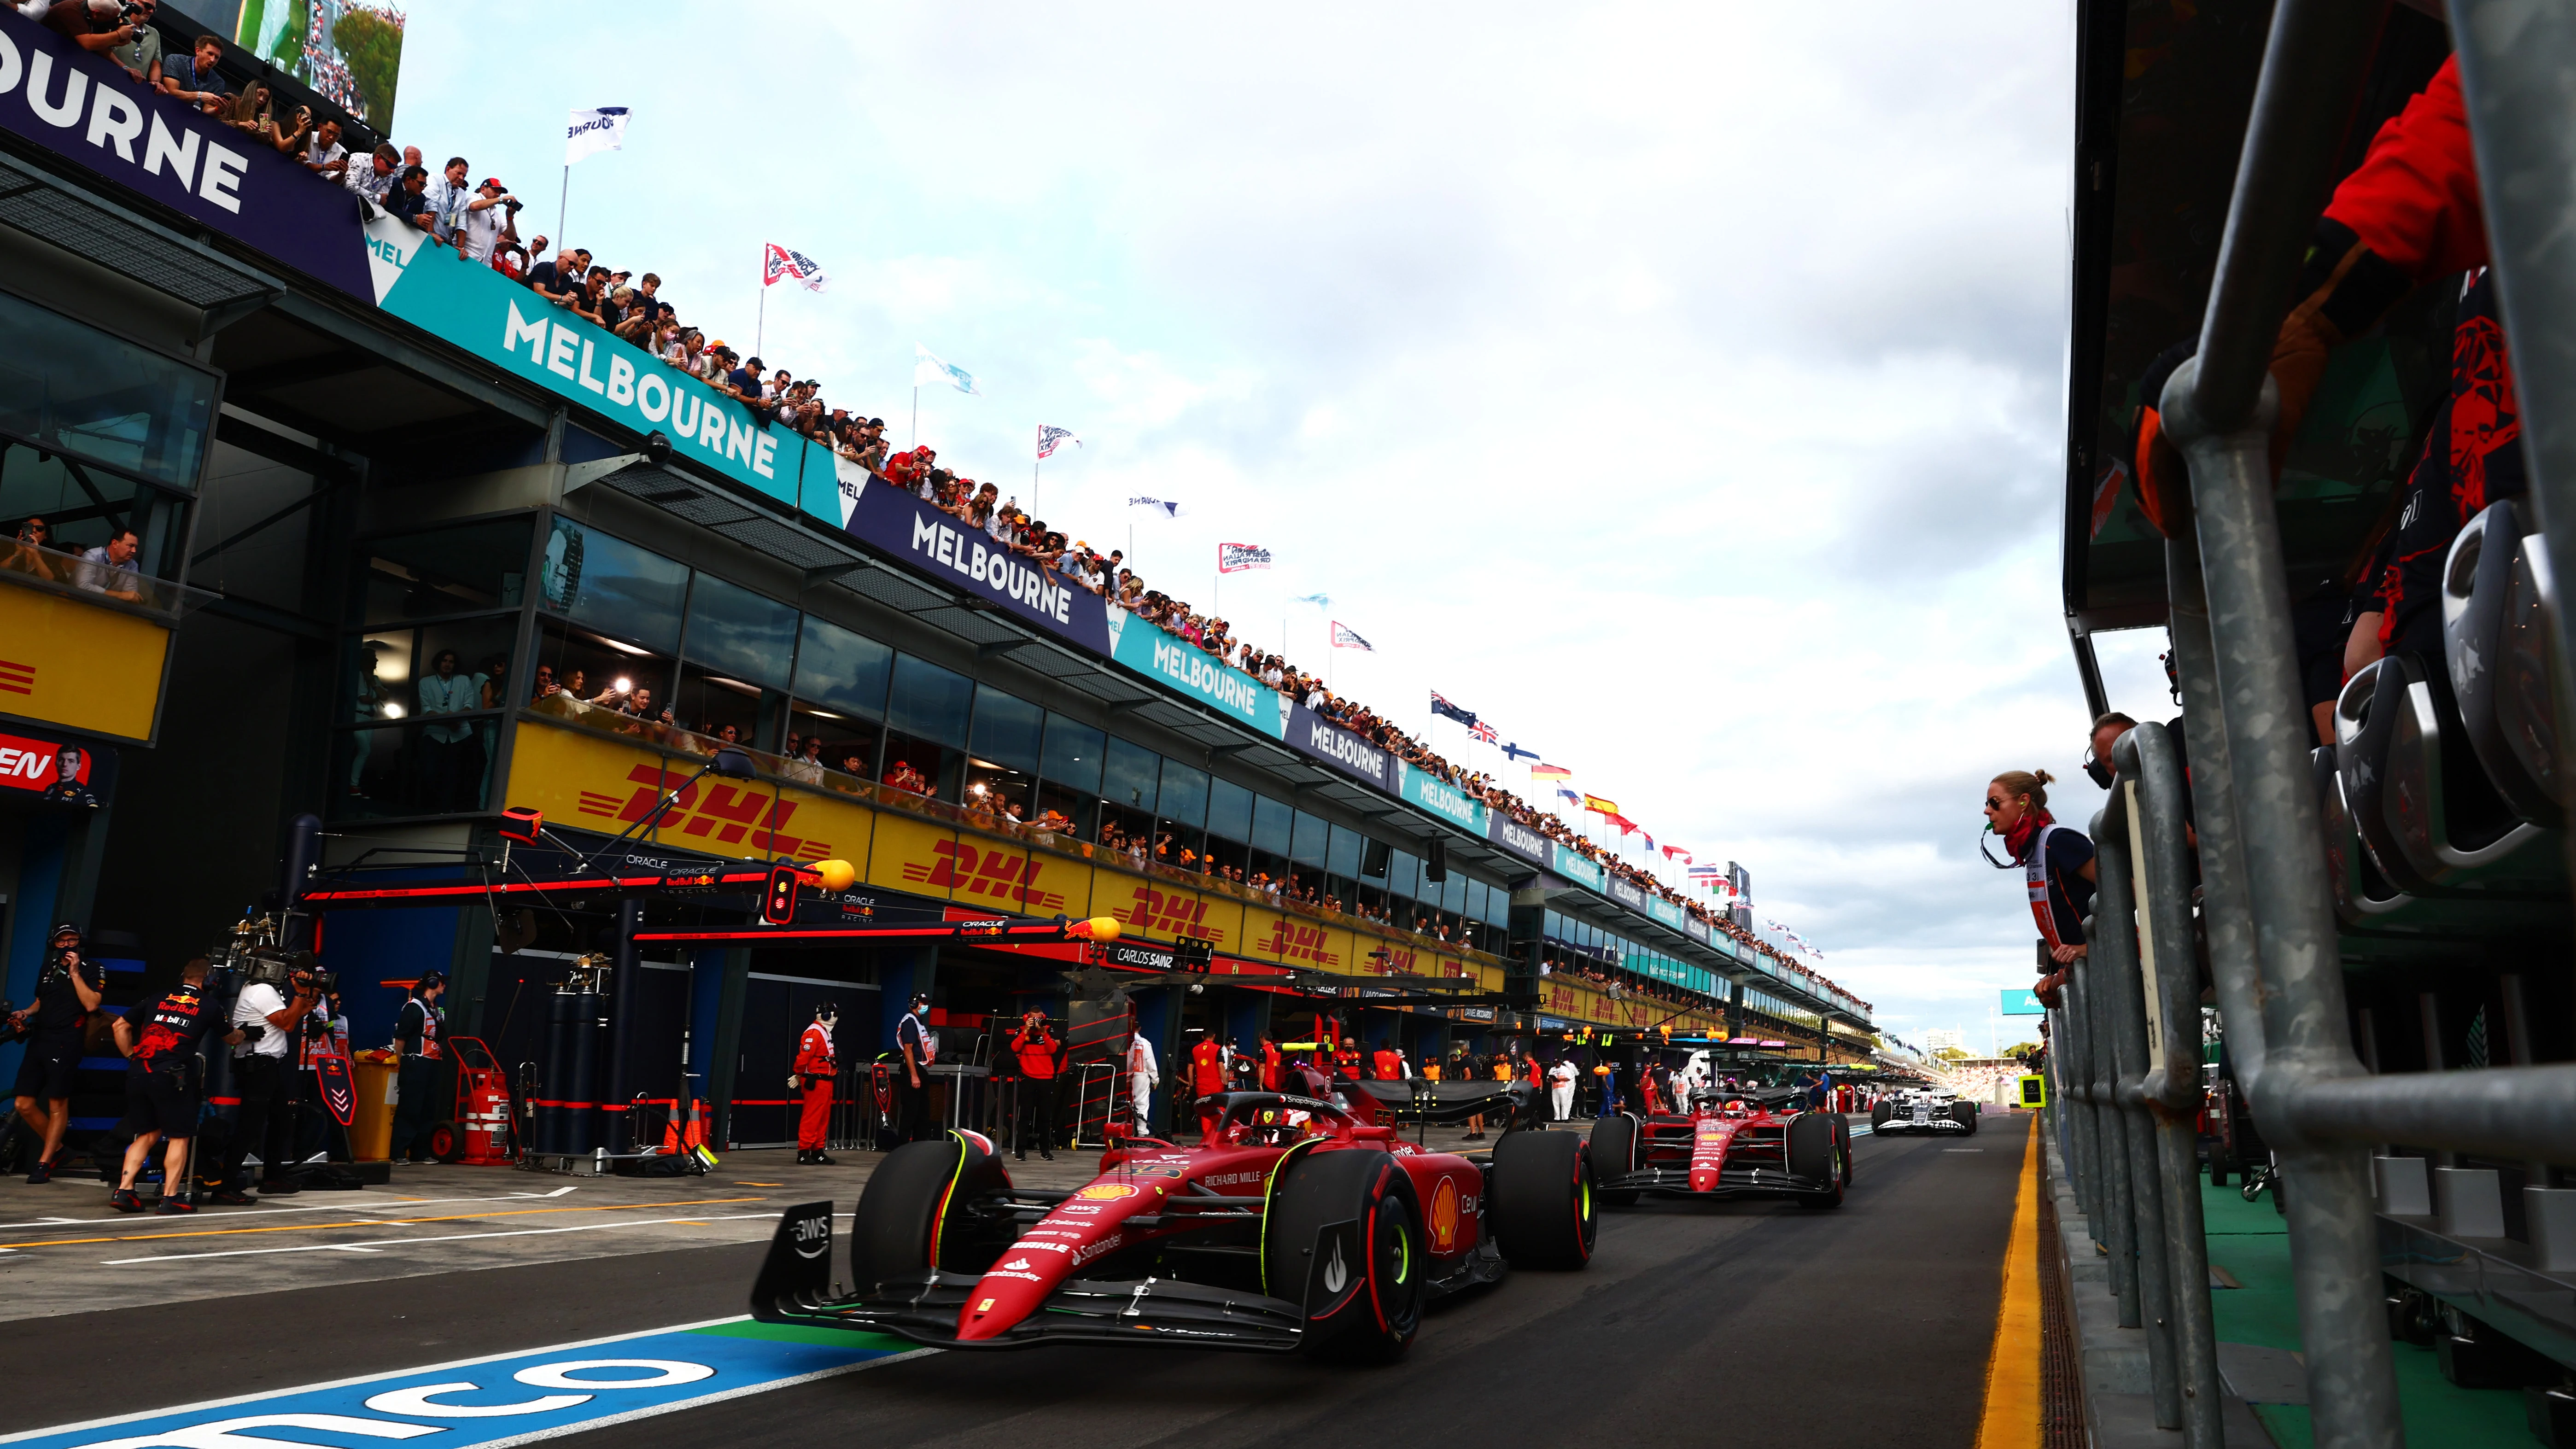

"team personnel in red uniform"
[1008,1011,1061,1161]
[2133,57,2526,736]
[1258,1035,1281,1093]
[792,1003,837,1165]
[1371,1043,1404,1081]
[1185,1027,1227,1142]
[108,957,241,1214]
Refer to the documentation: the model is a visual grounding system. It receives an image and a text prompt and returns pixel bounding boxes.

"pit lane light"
[763,862,802,925]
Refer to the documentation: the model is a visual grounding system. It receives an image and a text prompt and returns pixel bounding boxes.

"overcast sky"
[406,2,2150,1051]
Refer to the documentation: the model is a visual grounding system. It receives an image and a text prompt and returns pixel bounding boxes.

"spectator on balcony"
[454,178,517,264]
[300,119,348,184]
[158,33,228,113]
[721,355,772,426]
[885,445,936,491]
[40,0,146,56]
[104,0,161,85]
[884,759,929,796]
[74,528,144,603]
[345,144,399,206]
[6,516,59,584]
[417,650,481,812]
[783,736,824,785]
[528,247,590,306]
[389,165,433,234]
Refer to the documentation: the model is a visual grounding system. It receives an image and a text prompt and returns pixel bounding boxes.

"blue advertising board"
[2001,987,2045,1016]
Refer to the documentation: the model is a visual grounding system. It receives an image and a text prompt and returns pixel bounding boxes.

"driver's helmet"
[1721,1098,1749,1118]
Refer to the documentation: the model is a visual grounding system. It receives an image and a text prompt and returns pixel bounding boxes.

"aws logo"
[905,841,1068,911]
[1255,918,1340,968]
[581,765,825,858]
[1122,886,1221,944]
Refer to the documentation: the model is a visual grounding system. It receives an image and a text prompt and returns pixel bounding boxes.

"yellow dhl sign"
[0,586,170,741]
[508,718,1475,975]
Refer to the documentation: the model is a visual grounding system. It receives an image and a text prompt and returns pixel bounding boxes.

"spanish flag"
[1583,794,1618,815]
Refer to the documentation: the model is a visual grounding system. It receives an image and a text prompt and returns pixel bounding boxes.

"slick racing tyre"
[1264,1147,1425,1363]
[1833,1114,1854,1187]
[1586,1114,1641,1207]
[1787,1113,1845,1209]
[1492,1128,1599,1269]
[1951,1102,1980,1134]
[848,1133,1013,1292]
[1869,1101,1893,1132]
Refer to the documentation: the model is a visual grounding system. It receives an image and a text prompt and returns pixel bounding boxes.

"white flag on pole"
[1217,543,1273,573]
[1127,497,1186,519]
[565,106,631,164]
[914,343,981,396]
[1331,621,1375,652]
[1036,425,1081,459]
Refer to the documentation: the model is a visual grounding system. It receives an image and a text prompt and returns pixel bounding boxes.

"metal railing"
[2046,5,2576,1444]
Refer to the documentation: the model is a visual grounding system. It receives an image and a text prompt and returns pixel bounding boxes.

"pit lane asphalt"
[16,1116,2028,1448]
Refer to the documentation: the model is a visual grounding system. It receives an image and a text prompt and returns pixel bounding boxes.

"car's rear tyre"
[1833,1114,1853,1186]
[1492,1128,1598,1269]
[1787,1112,1844,1209]
[1869,1101,1892,1132]
[1951,1102,1980,1134]
[848,1134,1012,1291]
[1263,1147,1424,1362]
[1586,1114,1641,1207]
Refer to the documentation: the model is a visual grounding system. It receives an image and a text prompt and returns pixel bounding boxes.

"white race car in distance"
[1869,1087,1978,1135]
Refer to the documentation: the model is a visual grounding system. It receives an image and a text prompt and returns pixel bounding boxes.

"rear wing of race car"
[1342,1079,1537,1128]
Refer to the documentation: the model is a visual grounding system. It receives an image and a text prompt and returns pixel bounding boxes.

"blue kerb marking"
[0,1320,914,1449]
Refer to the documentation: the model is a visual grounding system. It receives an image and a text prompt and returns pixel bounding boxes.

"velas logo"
[1077,1183,1139,1202]
[904,841,1068,911]
[1121,885,1221,945]
[577,765,827,858]
[1255,917,1340,968]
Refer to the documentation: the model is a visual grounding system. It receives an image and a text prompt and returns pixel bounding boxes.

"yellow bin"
[350,1055,399,1161]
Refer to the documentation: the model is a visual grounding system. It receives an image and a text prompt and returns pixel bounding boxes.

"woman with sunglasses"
[6,517,59,583]
[1984,769,2097,1007]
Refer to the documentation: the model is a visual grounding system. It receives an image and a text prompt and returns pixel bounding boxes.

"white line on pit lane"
[0,1189,579,1232]
[102,1212,780,1265]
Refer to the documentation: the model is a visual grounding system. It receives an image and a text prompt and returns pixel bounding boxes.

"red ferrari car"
[1585,1086,1851,1208]
[750,1088,1597,1361]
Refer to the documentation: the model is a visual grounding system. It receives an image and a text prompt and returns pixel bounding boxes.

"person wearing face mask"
[1983,770,2097,1009]
[792,1003,837,1165]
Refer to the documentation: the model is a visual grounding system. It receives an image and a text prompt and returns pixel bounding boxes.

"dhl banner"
[0,587,170,742]
[509,718,1469,982]
[508,722,869,865]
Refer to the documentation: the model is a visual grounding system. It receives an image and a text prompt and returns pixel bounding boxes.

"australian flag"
[1430,691,1477,727]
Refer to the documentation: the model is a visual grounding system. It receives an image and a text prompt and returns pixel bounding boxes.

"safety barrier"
[2048,9,2576,1446]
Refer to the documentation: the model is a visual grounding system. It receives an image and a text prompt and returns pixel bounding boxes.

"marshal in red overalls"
[795,1016,836,1164]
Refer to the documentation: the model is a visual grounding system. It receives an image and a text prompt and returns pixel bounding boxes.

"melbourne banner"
[1105,608,1282,735]
[0,10,373,295]
[1550,843,1608,892]
[1397,763,1488,834]
[831,462,1113,652]
[1487,812,1552,869]
[1281,703,1393,791]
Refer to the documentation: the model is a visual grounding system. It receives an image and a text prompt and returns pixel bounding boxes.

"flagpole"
[911,386,918,448]
[755,271,766,359]
[556,163,569,253]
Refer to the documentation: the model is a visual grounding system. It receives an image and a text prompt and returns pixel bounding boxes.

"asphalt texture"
[15,1116,2031,1449]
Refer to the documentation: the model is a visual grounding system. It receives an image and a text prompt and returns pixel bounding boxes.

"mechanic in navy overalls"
[1983,768,2096,1009]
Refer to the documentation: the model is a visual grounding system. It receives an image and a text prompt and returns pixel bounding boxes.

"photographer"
[1007,1011,1060,1162]
[389,972,445,1164]
[10,923,104,1184]
[455,177,518,266]
[217,959,319,1202]
[108,957,241,1215]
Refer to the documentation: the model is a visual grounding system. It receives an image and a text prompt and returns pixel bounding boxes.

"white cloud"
[400,0,2086,1034]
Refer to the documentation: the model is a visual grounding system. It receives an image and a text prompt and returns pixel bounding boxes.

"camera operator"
[217,960,319,1202]
[108,957,241,1214]
[1007,1010,1060,1162]
[389,972,445,1164]
[10,923,105,1184]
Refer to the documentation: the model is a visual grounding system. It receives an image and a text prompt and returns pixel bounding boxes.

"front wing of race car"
[750,1200,1332,1352]
[1875,1104,1973,1134]
[1601,1161,1841,1199]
